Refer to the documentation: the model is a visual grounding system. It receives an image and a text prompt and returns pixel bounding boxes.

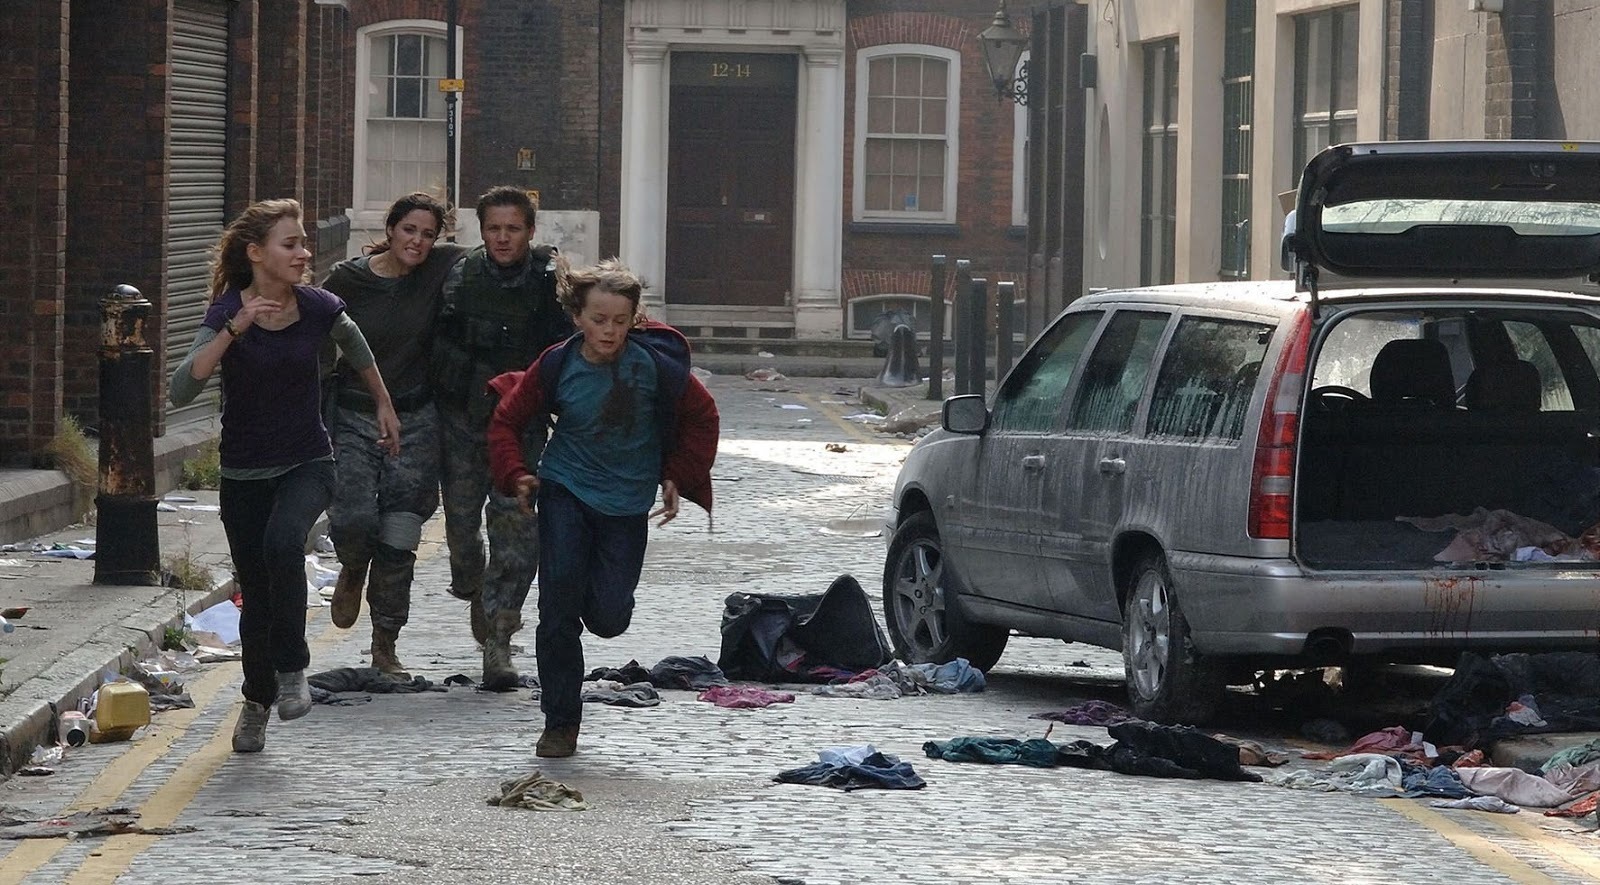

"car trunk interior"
[1295,304,1600,569]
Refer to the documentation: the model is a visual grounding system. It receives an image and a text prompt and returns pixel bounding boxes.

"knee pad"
[378,512,425,551]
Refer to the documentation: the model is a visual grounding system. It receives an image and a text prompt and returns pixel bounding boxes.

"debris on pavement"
[0,807,197,839]
[307,667,445,705]
[719,575,891,683]
[187,598,242,647]
[1426,651,1600,748]
[647,656,729,690]
[927,722,1263,783]
[1029,700,1133,727]
[1212,734,1291,767]
[583,680,661,707]
[745,367,786,382]
[698,685,794,709]
[775,745,925,791]
[1431,796,1521,814]
[825,443,848,453]
[487,772,589,812]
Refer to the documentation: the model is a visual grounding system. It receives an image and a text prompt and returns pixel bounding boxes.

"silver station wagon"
[882,141,1600,723]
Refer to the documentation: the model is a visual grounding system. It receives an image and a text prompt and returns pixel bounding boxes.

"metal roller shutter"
[166,1,229,426]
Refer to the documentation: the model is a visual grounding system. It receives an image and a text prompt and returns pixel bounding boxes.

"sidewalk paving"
[0,490,324,777]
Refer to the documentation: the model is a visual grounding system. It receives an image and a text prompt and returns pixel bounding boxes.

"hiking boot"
[468,594,489,646]
[232,700,270,752]
[370,626,409,679]
[481,611,521,692]
[275,671,312,721]
[329,560,368,629]
[536,724,580,758]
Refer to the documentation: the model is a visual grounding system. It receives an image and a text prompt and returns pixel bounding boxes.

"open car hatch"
[1283,141,1600,308]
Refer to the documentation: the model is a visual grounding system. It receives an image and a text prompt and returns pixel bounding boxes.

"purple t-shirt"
[203,285,345,470]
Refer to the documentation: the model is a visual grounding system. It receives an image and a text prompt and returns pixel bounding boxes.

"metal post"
[995,280,1016,382]
[94,285,159,586]
[926,255,946,400]
[445,0,459,229]
[966,277,989,396]
[952,259,973,396]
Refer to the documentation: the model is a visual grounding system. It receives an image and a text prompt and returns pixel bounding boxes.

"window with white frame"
[1011,52,1029,228]
[854,45,960,223]
[1293,6,1359,179]
[358,23,453,215]
[1141,39,1179,287]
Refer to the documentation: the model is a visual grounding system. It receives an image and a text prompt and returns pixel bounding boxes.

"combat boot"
[536,724,579,758]
[329,560,368,629]
[371,626,409,679]
[481,611,521,691]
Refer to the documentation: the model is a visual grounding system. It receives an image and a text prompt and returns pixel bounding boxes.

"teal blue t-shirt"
[538,340,662,515]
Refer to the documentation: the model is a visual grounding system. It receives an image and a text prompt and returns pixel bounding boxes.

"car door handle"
[1021,454,1046,471]
[1098,457,1126,475]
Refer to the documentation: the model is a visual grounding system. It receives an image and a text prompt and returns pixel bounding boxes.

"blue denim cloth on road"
[776,745,926,791]
[1402,765,1473,799]
[923,737,1062,768]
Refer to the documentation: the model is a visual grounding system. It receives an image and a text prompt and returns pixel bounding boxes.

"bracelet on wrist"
[222,317,239,337]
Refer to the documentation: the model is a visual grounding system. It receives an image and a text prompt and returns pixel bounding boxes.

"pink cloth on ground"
[698,685,797,709]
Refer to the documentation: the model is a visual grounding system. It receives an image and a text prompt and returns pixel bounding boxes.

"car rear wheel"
[1122,553,1226,724]
[883,511,1008,672]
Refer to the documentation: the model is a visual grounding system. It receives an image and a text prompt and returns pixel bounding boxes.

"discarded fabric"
[813,672,903,700]
[1266,754,1402,796]
[187,599,242,647]
[1302,725,1431,762]
[1545,792,1600,818]
[923,737,1061,768]
[775,745,925,791]
[1431,796,1520,814]
[1212,734,1290,767]
[1029,700,1132,727]
[1455,766,1575,808]
[1400,766,1472,799]
[698,685,795,709]
[719,575,891,682]
[647,656,729,690]
[488,771,589,811]
[586,659,654,685]
[0,807,197,839]
[307,667,443,704]
[583,681,661,707]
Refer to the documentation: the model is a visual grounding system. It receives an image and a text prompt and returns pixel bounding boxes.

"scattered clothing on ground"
[923,737,1062,768]
[1400,766,1473,799]
[1426,651,1600,748]
[1029,700,1132,727]
[813,672,903,700]
[1455,766,1576,808]
[582,680,661,707]
[1301,725,1432,762]
[1545,792,1600,818]
[487,771,589,811]
[1431,796,1520,814]
[719,575,891,682]
[895,658,986,694]
[1212,734,1290,767]
[307,667,443,704]
[1266,754,1404,797]
[698,685,795,708]
[1543,737,1600,774]
[647,656,729,690]
[774,744,925,791]
[586,659,654,685]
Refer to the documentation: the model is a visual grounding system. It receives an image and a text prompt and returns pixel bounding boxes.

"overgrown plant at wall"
[179,440,221,490]
[42,415,96,522]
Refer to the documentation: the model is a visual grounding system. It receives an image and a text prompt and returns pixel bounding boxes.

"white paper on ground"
[187,600,241,646]
[180,504,222,512]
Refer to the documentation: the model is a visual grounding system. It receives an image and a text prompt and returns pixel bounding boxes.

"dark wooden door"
[667,53,796,307]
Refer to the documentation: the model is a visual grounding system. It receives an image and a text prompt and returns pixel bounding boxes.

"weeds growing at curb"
[42,415,97,521]
[179,439,222,490]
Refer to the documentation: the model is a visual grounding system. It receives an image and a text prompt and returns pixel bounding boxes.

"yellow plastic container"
[89,682,151,743]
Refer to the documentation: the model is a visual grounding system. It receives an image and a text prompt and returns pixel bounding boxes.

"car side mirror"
[942,395,989,434]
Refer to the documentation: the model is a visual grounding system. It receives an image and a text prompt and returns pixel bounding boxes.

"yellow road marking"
[1487,808,1600,880]
[795,391,890,446]
[1381,798,1557,884]
[0,661,239,884]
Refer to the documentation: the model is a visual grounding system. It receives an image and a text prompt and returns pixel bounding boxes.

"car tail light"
[1248,309,1313,540]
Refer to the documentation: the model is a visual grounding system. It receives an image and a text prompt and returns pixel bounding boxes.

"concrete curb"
[0,514,328,778]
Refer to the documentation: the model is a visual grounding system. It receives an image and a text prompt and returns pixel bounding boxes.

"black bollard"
[94,284,160,586]
[927,255,946,401]
[995,280,1016,382]
[876,323,922,388]
[964,277,989,396]
[952,259,973,397]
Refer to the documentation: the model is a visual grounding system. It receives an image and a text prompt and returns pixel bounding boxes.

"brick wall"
[598,0,625,259]
[256,0,308,202]
[0,0,69,465]
[228,1,260,218]
[64,0,172,428]
[309,5,354,276]
[1485,0,1547,138]
[840,4,1029,310]
[1385,0,1431,140]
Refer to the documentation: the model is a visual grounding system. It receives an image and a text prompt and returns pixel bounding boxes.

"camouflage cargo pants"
[328,402,441,633]
[438,403,542,621]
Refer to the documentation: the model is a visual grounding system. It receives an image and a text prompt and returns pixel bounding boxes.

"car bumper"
[1170,550,1600,657]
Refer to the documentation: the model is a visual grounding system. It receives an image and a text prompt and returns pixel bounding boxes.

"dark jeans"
[536,480,648,728]
[220,460,336,706]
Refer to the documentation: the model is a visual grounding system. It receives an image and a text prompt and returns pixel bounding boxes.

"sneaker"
[276,670,313,721]
[329,561,367,629]
[536,724,580,758]
[232,700,270,753]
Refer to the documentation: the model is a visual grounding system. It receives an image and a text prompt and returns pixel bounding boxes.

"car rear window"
[1146,317,1273,442]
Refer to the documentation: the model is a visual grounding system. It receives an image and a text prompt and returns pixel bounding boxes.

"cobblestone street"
[5,375,1600,884]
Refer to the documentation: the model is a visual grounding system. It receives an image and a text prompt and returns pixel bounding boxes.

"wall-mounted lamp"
[979,0,1029,106]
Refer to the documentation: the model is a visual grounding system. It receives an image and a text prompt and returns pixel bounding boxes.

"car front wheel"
[1122,553,1226,724]
[882,511,1008,672]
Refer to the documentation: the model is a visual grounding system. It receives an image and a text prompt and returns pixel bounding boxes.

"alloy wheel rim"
[891,538,947,658]
[1129,569,1171,699]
